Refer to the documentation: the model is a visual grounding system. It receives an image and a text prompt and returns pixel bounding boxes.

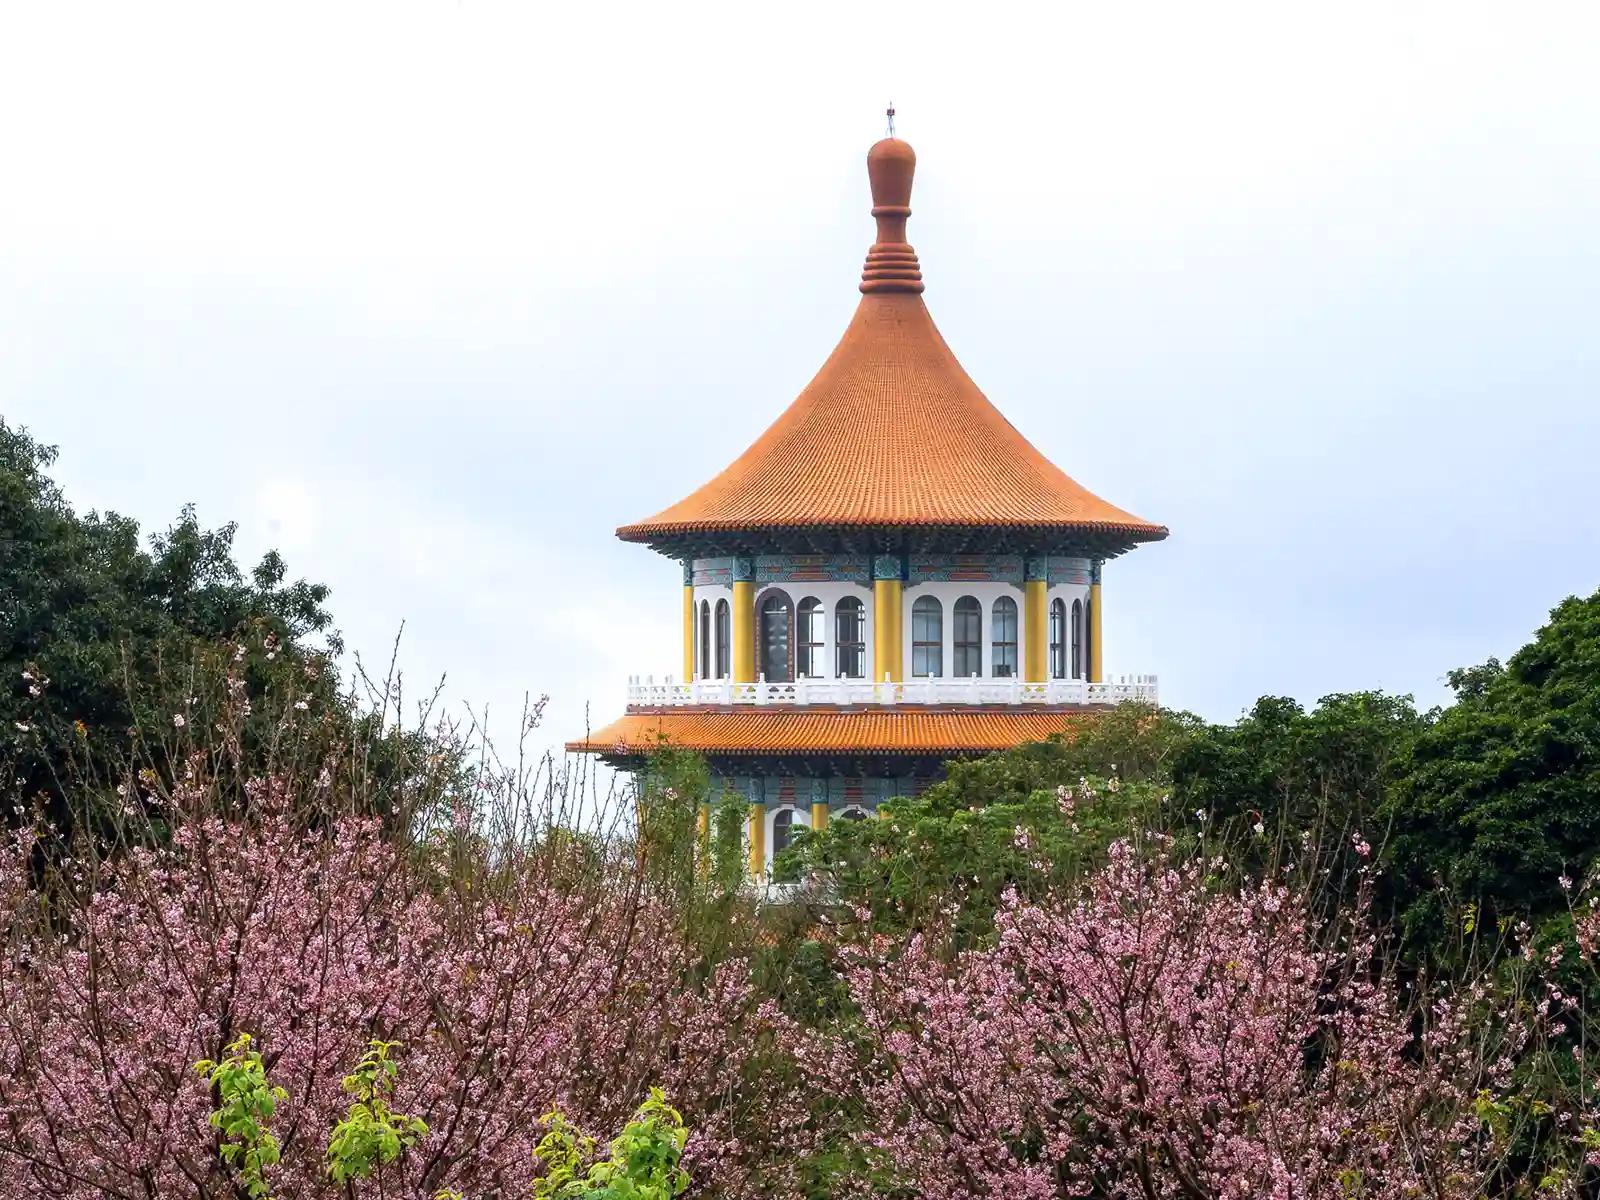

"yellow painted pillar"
[1024,579,1048,682]
[682,581,696,681]
[747,802,766,878]
[1088,565,1104,683]
[731,579,755,683]
[810,803,829,834]
[696,802,711,877]
[873,578,902,682]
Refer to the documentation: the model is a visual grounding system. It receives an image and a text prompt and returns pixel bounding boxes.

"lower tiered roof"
[566,708,1090,760]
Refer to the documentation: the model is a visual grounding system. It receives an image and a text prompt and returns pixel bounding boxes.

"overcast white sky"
[2,2,1597,750]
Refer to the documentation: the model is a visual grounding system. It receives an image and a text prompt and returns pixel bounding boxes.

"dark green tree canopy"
[0,419,337,822]
[1387,588,1600,937]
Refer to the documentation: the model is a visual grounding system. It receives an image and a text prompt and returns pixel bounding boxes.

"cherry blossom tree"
[0,776,811,1199]
[833,838,1528,1200]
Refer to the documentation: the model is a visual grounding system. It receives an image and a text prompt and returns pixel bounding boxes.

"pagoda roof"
[616,137,1167,556]
[566,707,1092,759]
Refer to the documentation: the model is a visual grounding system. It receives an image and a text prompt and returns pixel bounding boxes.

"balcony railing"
[625,674,1158,709]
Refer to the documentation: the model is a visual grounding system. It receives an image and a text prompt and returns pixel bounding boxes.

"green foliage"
[1387,589,1600,944]
[1171,690,1427,844]
[194,1033,288,1199]
[533,1087,690,1200]
[635,744,710,903]
[784,770,1162,942]
[325,1040,428,1185]
[707,787,749,895]
[0,419,335,830]
[923,703,1197,810]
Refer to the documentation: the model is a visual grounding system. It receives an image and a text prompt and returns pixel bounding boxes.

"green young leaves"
[533,1087,691,1200]
[194,1033,288,1200]
[325,1040,429,1185]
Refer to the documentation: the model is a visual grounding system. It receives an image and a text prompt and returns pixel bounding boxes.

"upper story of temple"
[570,131,1167,764]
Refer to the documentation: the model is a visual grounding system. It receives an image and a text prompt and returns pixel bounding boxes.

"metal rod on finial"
[886,103,895,137]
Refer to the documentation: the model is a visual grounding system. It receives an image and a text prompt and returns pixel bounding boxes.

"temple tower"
[568,134,1167,876]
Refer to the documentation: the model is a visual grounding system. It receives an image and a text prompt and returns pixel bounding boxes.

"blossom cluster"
[823,840,1519,1200]
[0,798,807,1198]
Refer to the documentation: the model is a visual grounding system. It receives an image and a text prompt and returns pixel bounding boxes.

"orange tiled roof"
[566,708,1089,758]
[617,138,1166,546]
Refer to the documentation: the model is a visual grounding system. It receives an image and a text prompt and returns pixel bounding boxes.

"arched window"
[1049,598,1067,679]
[797,597,825,678]
[992,596,1018,678]
[835,597,866,679]
[759,590,793,682]
[698,600,711,680]
[1083,594,1093,679]
[714,599,730,679]
[953,596,982,678]
[771,808,801,856]
[838,807,869,822]
[911,595,942,678]
[1070,599,1083,680]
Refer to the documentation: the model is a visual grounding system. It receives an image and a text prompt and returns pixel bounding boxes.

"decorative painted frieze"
[691,557,735,587]
[753,554,870,584]
[911,553,1025,584]
[1047,557,1092,586]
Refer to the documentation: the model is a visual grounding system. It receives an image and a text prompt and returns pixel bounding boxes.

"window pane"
[953,596,981,678]
[912,596,942,678]
[1071,599,1083,680]
[772,809,796,855]
[699,601,711,680]
[760,593,792,682]
[796,597,824,677]
[715,600,730,679]
[1049,599,1066,679]
[835,597,865,679]
[992,596,1018,678]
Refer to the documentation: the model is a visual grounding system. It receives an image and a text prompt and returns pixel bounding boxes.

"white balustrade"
[623,673,1158,709]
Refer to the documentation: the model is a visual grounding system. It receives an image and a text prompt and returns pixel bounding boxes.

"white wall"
[902,581,1025,679]
[751,581,875,680]
[764,803,812,871]
[1047,582,1093,678]
[691,577,1097,682]
[689,583,732,680]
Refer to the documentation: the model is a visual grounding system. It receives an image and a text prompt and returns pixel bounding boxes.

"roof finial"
[886,102,896,138]
[861,135,924,294]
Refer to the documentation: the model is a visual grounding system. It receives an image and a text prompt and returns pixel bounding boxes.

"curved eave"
[614,518,1169,560]
[566,707,1098,762]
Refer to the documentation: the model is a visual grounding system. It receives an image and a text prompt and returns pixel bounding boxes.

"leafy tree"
[783,771,1162,945]
[0,419,336,829]
[533,1088,690,1200]
[1171,690,1427,844]
[194,1033,289,1200]
[1387,589,1600,944]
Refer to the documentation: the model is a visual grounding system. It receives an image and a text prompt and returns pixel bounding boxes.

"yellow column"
[873,578,902,682]
[747,802,765,878]
[1089,574,1104,683]
[1024,579,1047,682]
[682,583,696,681]
[731,579,755,682]
[696,802,711,877]
[811,803,829,834]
